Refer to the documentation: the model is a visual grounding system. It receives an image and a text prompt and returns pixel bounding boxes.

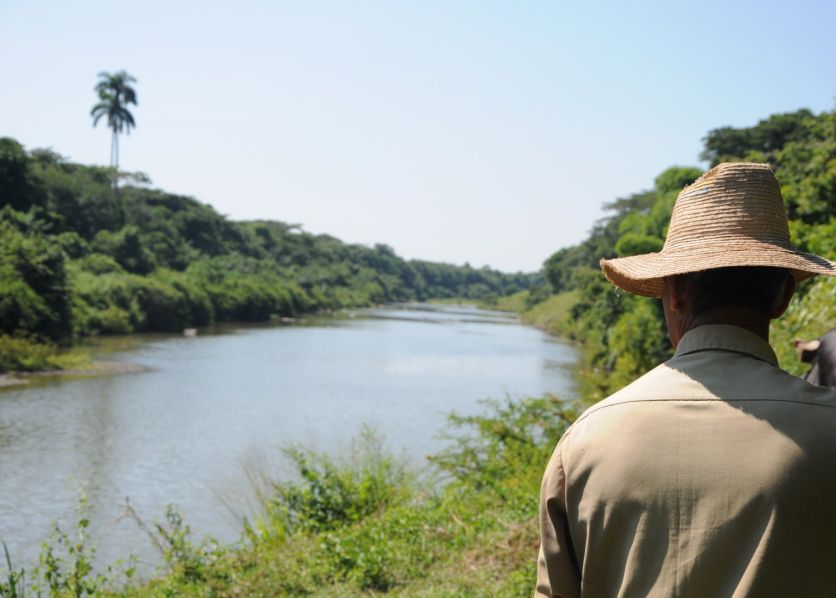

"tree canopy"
[0,140,535,357]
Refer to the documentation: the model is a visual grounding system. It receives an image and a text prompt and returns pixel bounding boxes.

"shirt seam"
[673,325,778,365]
[674,346,777,366]
[573,397,836,427]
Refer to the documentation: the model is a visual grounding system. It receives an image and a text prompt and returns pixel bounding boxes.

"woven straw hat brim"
[600,243,836,298]
[599,162,836,297]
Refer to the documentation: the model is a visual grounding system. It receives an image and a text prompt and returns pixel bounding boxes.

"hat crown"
[663,162,791,253]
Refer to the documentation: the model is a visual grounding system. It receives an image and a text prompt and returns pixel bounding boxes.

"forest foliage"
[530,107,836,399]
[0,139,535,370]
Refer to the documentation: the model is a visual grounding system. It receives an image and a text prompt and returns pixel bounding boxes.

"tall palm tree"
[91,70,137,170]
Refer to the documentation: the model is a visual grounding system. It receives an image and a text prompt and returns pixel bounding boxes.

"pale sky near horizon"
[1,0,834,272]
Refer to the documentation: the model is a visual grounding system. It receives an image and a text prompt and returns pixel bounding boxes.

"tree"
[0,137,36,210]
[90,70,138,170]
[699,109,814,166]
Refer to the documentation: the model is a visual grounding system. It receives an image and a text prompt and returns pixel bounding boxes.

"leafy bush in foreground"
[255,428,411,538]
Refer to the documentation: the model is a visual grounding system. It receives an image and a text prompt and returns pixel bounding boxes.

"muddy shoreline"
[0,361,147,389]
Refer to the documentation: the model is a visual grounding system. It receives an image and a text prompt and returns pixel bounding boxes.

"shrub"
[0,221,72,341]
[431,395,575,501]
[1,539,27,598]
[93,305,134,335]
[73,253,124,275]
[0,335,55,372]
[54,232,88,259]
[154,269,214,326]
[31,497,132,597]
[256,428,410,537]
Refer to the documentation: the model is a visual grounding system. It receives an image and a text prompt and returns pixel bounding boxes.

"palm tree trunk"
[110,128,119,190]
[111,129,119,169]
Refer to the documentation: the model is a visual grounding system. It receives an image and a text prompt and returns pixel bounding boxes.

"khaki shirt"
[537,324,836,597]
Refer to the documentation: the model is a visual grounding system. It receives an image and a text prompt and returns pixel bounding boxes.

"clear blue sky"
[1,0,834,272]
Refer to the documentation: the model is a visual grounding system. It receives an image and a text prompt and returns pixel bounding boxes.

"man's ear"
[669,275,690,313]
[772,273,796,319]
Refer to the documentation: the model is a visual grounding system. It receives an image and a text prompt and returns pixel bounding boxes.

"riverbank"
[0,360,147,389]
[430,291,579,340]
[6,281,828,595]
[0,140,535,377]
[0,304,577,597]
[0,287,645,597]
[2,396,576,597]
[0,335,99,377]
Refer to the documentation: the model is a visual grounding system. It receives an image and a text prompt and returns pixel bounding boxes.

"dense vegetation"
[0,138,535,371]
[514,107,836,399]
[1,106,834,596]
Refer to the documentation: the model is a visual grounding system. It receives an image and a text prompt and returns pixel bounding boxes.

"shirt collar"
[673,324,779,367]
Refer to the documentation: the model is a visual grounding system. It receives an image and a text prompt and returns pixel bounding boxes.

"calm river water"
[0,304,576,572]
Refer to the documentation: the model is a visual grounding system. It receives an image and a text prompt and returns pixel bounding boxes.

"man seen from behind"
[537,163,836,597]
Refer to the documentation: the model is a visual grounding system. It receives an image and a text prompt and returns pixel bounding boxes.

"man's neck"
[687,308,771,342]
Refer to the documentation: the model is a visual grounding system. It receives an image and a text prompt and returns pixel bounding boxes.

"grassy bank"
[1,398,576,597]
[0,336,92,374]
[518,291,579,338]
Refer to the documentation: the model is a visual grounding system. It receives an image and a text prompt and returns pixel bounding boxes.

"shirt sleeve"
[536,442,581,598]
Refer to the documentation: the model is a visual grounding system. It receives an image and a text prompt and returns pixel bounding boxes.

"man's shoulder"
[568,353,836,432]
[554,358,836,475]
[556,363,680,448]
[571,361,695,423]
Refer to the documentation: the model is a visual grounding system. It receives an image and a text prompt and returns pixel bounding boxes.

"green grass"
[427,290,579,334]
[427,292,530,313]
[0,336,57,373]
[425,298,478,306]
[520,291,580,338]
[0,335,93,375]
[488,290,530,313]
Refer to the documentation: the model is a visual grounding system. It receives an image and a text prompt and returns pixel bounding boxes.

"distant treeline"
[0,139,535,367]
[522,108,836,399]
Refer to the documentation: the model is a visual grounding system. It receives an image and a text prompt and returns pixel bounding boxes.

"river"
[0,303,576,573]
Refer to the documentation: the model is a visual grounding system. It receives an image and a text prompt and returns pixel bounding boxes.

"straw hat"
[600,162,836,297]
